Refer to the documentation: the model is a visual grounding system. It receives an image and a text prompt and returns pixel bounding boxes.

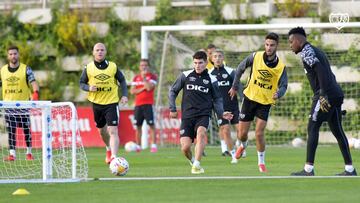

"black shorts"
[92,103,119,128]
[134,104,155,126]
[5,109,30,129]
[218,109,240,126]
[239,96,271,122]
[180,115,210,142]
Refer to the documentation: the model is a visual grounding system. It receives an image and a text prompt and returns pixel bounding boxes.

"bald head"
[93,43,107,62]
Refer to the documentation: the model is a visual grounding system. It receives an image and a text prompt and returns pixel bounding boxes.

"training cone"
[12,188,30,195]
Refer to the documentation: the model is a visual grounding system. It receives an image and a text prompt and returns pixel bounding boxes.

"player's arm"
[168,73,185,118]
[129,79,146,95]
[79,66,96,92]
[143,74,157,91]
[273,68,288,100]
[230,69,244,100]
[115,68,128,104]
[26,66,39,100]
[302,45,331,111]
[229,53,254,99]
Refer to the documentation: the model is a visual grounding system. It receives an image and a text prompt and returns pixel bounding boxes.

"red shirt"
[132,72,157,106]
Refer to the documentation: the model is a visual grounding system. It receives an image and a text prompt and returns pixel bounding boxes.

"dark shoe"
[291,169,314,176]
[221,151,231,157]
[202,151,207,157]
[336,169,357,176]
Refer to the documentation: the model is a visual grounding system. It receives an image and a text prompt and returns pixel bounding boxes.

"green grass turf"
[1,146,360,203]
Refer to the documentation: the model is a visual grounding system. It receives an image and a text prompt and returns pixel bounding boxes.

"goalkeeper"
[288,27,356,176]
[1,45,40,161]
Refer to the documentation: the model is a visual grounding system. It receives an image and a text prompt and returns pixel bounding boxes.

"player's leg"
[255,118,267,172]
[105,103,120,159]
[327,105,356,175]
[254,104,271,172]
[292,100,322,176]
[4,114,16,161]
[180,137,193,164]
[179,117,196,166]
[235,121,251,159]
[144,105,157,152]
[93,104,112,164]
[21,114,34,160]
[134,105,144,151]
[191,116,210,174]
[219,119,231,156]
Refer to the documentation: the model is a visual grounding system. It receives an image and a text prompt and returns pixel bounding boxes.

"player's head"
[288,27,307,54]
[7,45,19,65]
[192,51,208,74]
[139,58,150,74]
[92,43,107,62]
[211,49,224,68]
[264,32,279,57]
[206,44,216,61]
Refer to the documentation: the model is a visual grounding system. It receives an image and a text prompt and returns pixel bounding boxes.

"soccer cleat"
[235,146,245,159]
[222,151,231,157]
[4,155,16,161]
[258,164,268,173]
[336,169,357,176]
[135,145,142,153]
[105,151,112,164]
[231,158,238,164]
[26,153,34,161]
[191,165,205,174]
[150,147,158,153]
[291,169,314,176]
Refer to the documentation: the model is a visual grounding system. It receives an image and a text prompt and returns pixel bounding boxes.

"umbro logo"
[94,73,111,81]
[6,76,19,83]
[258,70,272,78]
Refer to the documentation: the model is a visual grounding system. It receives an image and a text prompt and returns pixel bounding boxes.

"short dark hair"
[7,45,19,52]
[140,58,149,64]
[288,27,307,37]
[207,44,216,49]
[193,51,207,61]
[265,32,279,43]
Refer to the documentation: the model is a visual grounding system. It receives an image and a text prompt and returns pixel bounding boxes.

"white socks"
[151,143,157,148]
[26,147,32,154]
[10,149,16,157]
[220,140,227,153]
[345,165,354,172]
[304,164,314,172]
[257,151,265,165]
[193,160,200,167]
[106,146,111,151]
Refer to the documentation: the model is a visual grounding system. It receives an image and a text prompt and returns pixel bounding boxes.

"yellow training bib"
[1,63,31,101]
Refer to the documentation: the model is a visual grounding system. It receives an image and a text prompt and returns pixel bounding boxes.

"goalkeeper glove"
[32,90,39,100]
[319,95,331,112]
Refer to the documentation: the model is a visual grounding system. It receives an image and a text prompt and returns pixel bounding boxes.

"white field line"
[93,176,360,181]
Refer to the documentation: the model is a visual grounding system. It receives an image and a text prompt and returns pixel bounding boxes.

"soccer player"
[288,27,357,176]
[1,45,40,161]
[206,44,216,69]
[80,42,128,164]
[130,59,158,153]
[209,49,242,163]
[169,50,233,174]
[229,32,288,172]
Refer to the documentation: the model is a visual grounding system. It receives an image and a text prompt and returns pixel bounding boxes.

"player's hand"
[32,91,39,100]
[273,92,279,100]
[228,87,237,100]
[120,96,128,105]
[89,85,97,92]
[169,111,178,118]
[319,95,331,112]
[222,111,233,120]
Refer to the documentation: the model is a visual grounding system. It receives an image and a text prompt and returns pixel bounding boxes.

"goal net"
[142,23,360,147]
[0,101,88,183]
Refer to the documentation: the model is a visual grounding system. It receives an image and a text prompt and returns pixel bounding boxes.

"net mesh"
[0,102,88,180]
[148,26,360,147]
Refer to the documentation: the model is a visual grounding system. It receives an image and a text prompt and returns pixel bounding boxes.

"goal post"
[141,22,360,147]
[0,101,88,183]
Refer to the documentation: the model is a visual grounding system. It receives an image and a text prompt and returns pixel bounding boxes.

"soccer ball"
[292,137,305,148]
[348,137,357,149]
[109,157,129,176]
[354,139,360,150]
[124,141,138,152]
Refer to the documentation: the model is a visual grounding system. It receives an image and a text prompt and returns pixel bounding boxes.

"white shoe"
[241,149,247,158]
[231,158,238,164]
[191,165,205,174]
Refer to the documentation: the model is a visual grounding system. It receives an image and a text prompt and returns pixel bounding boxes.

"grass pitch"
[1,145,360,203]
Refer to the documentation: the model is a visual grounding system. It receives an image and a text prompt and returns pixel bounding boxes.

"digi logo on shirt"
[186,84,209,93]
[218,80,230,86]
